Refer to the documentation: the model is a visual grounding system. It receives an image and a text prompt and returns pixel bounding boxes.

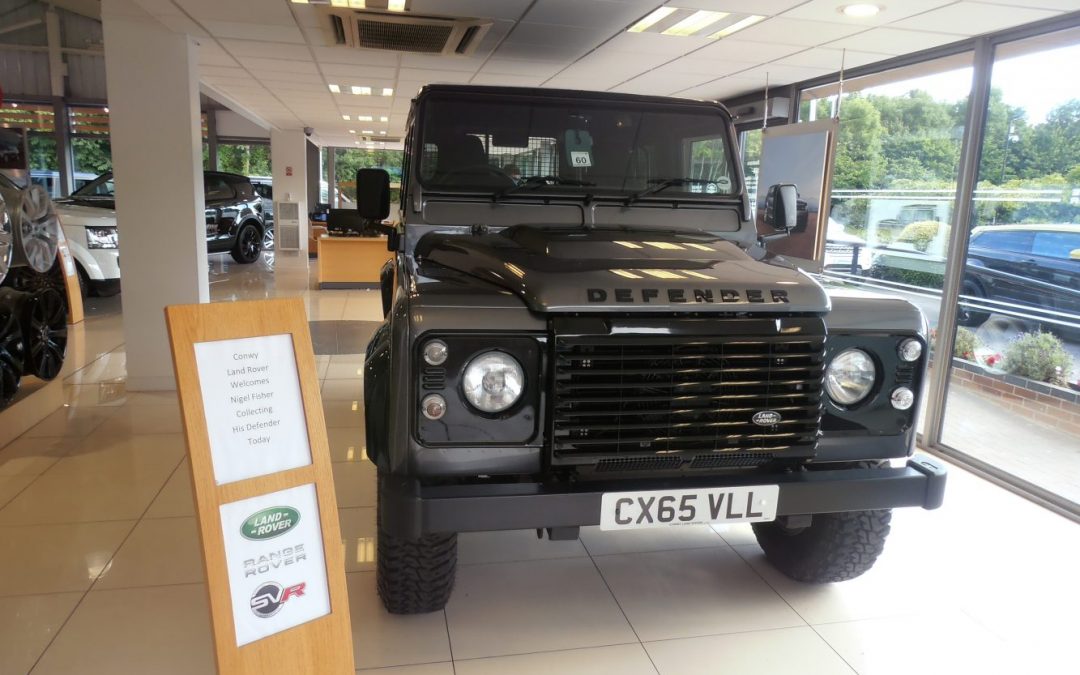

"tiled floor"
[0,251,1077,674]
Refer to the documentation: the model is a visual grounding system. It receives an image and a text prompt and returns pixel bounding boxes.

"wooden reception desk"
[317,235,393,289]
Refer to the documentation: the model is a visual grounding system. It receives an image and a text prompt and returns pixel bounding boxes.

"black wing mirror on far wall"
[763,183,800,232]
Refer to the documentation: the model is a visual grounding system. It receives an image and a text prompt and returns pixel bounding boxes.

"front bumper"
[381,454,947,538]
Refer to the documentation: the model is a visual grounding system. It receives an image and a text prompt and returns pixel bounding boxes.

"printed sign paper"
[194,334,312,485]
[219,483,331,647]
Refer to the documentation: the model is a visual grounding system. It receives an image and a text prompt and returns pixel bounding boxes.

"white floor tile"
[357,662,455,675]
[580,524,727,557]
[645,626,855,675]
[95,516,204,590]
[21,405,116,439]
[445,558,636,660]
[347,571,453,670]
[0,436,79,476]
[324,398,366,428]
[143,461,195,519]
[710,522,759,547]
[594,547,804,642]
[0,474,38,508]
[0,521,134,596]
[327,425,367,463]
[31,585,215,675]
[339,507,376,573]
[332,460,376,508]
[0,591,82,675]
[455,643,658,675]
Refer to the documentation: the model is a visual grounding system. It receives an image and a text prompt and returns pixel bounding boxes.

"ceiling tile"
[503,22,599,52]
[157,14,210,38]
[674,0,806,14]
[605,32,715,56]
[727,17,869,46]
[225,41,313,60]
[689,38,805,62]
[481,58,573,78]
[523,0,649,28]
[782,0,957,26]
[978,0,1080,9]
[202,22,306,43]
[409,0,534,21]
[891,2,1062,36]
[824,27,964,55]
[400,53,485,72]
[311,46,401,67]
[319,63,398,80]
[470,73,545,86]
[197,42,240,67]
[179,0,297,26]
[658,57,759,78]
[399,68,475,84]
[617,70,717,95]
[774,47,893,70]
[733,62,835,86]
[236,58,319,75]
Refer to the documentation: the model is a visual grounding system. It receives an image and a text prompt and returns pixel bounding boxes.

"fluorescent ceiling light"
[330,0,349,7]
[349,129,356,133]
[328,83,341,93]
[342,114,350,120]
[358,115,373,121]
[628,6,677,33]
[840,3,882,17]
[662,10,728,36]
[708,14,765,39]
[352,86,371,95]
[382,88,394,96]
[387,0,405,11]
[379,116,388,122]
[379,130,386,135]
[347,0,365,8]
[291,0,309,4]
[362,129,374,134]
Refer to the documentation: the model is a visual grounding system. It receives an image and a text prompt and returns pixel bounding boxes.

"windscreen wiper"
[624,178,718,206]
[494,175,595,202]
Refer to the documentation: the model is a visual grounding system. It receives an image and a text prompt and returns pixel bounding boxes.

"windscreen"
[418,95,737,198]
[72,172,115,197]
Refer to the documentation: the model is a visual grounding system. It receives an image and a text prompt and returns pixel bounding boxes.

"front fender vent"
[328,11,491,56]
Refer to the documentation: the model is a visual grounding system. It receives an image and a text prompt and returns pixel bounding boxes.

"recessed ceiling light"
[662,10,728,36]
[342,114,350,120]
[839,3,882,18]
[381,88,394,96]
[346,0,365,8]
[328,83,341,93]
[358,115,373,122]
[362,129,373,134]
[708,14,765,39]
[352,86,371,95]
[628,6,677,33]
[379,130,386,135]
[388,0,406,11]
[349,129,356,133]
[379,116,388,122]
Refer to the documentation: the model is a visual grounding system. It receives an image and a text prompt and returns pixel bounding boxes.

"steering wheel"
[440,164,516,188]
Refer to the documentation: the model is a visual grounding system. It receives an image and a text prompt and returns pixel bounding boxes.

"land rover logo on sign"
[250,581,306,618]
[241,506,299,541]
[752,411,782,426]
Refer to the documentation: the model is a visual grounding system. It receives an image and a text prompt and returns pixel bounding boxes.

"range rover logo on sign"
[241,506,300,541]
[752,411,783,426]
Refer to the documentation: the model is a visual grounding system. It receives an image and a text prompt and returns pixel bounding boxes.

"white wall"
[270,128,309,253]
[215,110,270,140]
[103,0,208,390]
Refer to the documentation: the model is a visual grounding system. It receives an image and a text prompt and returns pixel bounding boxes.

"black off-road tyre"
[230,223,262,264]
[752,509,892,583]
[376,472,457,614]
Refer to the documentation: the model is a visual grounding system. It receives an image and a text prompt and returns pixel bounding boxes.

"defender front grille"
[551,327,826,465]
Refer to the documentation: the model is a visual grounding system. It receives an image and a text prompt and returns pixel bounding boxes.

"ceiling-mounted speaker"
[327,10,492,56]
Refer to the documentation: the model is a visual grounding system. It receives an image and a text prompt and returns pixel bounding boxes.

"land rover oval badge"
[752,411,782,426]
[241,506,300,541]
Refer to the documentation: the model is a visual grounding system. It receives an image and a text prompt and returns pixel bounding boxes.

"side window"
[205,175,235,201]
[420,143,438,181]
[973,230,1033,254]
[1031,231,1080,260]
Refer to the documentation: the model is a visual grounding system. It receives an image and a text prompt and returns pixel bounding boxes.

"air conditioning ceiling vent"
[329,11,491,56]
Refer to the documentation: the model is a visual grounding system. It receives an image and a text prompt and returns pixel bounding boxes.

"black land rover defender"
[359,85,946,614]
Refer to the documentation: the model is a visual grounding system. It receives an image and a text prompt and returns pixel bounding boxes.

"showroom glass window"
[0,102,59,193]
[69,105,111,178]
[801,53,975,389]
[334,147,402,209]
[940,26,1080,509]
[217,142,271,178]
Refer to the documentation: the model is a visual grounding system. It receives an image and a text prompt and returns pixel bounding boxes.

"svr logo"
[250,581,306,618]
[586,288,790,304]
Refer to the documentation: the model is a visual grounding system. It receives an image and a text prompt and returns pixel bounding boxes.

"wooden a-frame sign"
[166,298,354,675]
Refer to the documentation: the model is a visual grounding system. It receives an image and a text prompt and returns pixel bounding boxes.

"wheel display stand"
[0,185,78,446]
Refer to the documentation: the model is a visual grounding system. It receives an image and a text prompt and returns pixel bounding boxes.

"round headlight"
[462,352,524,413]
[825,349,876,406]
[423,340,448,366]
[898,338,923,363]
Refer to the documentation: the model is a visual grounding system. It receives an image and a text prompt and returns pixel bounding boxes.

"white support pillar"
[103,0,208,390]
[271,129,309,254]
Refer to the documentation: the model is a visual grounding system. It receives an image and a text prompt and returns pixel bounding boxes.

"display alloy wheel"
[231,224,262,264]
[13,186,61,274]
[0,290,26,407]
[0,196,12,286]
[376,471,457,614]
[20,287,67,381]
[262,226,275,251]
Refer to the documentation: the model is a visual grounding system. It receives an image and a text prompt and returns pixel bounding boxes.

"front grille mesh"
[552,332,825,464]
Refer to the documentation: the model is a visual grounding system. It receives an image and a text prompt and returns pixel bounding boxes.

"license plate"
[599,485,779,530]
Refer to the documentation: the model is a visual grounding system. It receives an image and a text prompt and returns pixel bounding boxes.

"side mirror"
[763,183,799,232]
[356,168,391,221]
[1070,248,1080,261]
